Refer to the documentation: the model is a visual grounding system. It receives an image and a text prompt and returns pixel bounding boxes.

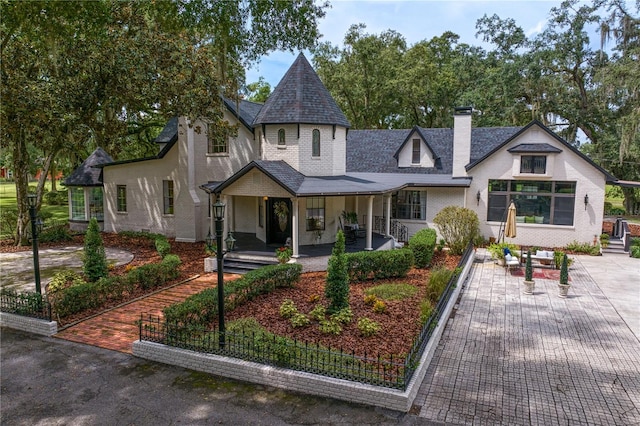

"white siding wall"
[469,126,606,248]
[103,147,179,237]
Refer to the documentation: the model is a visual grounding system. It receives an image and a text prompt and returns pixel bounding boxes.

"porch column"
[365,195,374,251]
[291,198,299,258]
[385,194,392,238]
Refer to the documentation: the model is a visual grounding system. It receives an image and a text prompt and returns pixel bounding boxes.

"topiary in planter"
[83,217,108,282]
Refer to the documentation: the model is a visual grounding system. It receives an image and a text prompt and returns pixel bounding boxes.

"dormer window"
[412,139,421,164]
[520,155,546,174]
[312,129,320,157]
[278,128,286,146]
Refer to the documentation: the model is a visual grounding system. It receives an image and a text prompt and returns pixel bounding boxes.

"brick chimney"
[452,107,472,177]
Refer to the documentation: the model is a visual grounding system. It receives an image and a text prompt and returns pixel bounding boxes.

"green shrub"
[318,319,342,335]
[290,312,311,328]
[487,242,519,260]
[164,263,301,326]
[48,270,84,293]
[83,218,108,282]
[330,307,353,324]
[631,246,640,258]
[43,191,64,205]
[409,228,437,268]
[609,207,626,215]
[419,301,434,325]
[346,249,414,281]
[325,231,349,313]
[309,304,326,321]
[433,206,479,255]
[154,235,171,258]
[39,223,72,243]
[279,299,298,319]
[603,201,613,215]
[559,254,569,285]
[357,317,380,337]
[51,281,103,318]
[565,240,600,255]
[525,251,533,281]
[0,208,17,239]
[372,300,386,313]
[427,267,454,304]
[128,255,181,290]
[630,237,640,247]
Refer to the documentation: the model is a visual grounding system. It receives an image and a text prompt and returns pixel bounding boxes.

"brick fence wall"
[0,312,57,336]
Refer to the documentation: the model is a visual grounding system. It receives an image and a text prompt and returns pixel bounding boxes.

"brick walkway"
[414,250,640,425]
[54,273,237,353]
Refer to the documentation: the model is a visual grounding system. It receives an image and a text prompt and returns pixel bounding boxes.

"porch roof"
[200,160,471,197]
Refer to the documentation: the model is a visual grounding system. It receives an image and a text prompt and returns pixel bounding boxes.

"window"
[208,126,228,154]
[412,139,421,164]
[488,180,575,225]
[392,190,426,220]
[71,187,85,220]
[117,185,127,212]
[278,128,286,146]
[520,155,546,174]
[306,197,325,230]
[163,180,174,215]
[312,129,320,157]
[89,188,104,220]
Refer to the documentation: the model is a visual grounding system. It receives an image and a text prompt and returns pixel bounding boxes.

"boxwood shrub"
[345,249,414,281]
[164,263,302,326]
[409,228,437,268]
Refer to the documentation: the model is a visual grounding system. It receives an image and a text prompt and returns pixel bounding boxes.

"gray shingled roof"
[155,117,178,144]
[507,143,562,153]
[202,160,306,195]
[253,53,350,127]
[347,126,522,174]
[223,98,263,130]
[63,147,113,186]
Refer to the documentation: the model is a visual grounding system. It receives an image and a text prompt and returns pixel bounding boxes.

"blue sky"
[245,0,566,88]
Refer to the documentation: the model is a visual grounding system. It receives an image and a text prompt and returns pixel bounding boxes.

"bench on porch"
[522,249,555,268]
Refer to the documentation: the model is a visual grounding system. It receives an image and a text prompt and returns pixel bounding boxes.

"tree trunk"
[621,187,638,215]
[50,160,57,192]
[14,134,31,246]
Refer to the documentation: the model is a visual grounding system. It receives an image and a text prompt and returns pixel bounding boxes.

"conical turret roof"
[253,53,350,127]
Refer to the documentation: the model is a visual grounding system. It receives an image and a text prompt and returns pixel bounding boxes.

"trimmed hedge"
[164,263,302,326]
[346,249,414,281]
[409,228,437,268]
[51,254,181,318]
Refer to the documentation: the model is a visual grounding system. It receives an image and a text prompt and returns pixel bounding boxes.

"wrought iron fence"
[138,242,473,390]
[140,314,408,389]
[0,291,51,321]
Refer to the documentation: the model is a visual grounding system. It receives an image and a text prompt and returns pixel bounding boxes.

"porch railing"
[374,216,408,242]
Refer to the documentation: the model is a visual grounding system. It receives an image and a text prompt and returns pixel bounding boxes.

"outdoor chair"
[338,217,357,245]
[503,248,520,273]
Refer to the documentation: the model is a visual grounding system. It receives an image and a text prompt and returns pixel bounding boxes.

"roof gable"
[253,53,350,127]
[63,147,113,186]
[202,160,305,196]
[393,126,440,164]
[466,120,616,181]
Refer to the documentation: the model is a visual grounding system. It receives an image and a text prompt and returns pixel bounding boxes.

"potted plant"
[275,246,293,264]
[599,233,610,249]
[341,211,358,225]
[523,250,535,295]
[558,253,570,298]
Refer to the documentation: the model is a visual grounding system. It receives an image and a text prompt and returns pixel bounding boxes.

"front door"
[267,198,292,245]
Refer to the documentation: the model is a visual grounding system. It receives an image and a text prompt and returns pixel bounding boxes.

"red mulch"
[1,232,461,356]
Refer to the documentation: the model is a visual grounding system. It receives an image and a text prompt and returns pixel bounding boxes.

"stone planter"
[523,279,535,295]
[558,284,570,298]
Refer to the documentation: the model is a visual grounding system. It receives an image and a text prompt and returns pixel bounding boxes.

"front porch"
[229,231,392,257]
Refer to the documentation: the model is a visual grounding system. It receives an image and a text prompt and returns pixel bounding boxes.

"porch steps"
[222,252,279,275]
[602,238,627,255]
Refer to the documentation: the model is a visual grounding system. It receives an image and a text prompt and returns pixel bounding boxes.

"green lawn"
[0,181,69,238]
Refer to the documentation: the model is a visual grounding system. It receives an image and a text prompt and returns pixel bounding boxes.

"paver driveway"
[414,250,640,425]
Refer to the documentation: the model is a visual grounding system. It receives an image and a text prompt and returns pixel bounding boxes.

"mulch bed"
[1,232,461,356]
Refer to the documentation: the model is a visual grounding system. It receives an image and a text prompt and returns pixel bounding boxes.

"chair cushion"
[505,254,512,261]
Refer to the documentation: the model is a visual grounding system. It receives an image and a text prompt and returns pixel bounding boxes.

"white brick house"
[66,53,617,254]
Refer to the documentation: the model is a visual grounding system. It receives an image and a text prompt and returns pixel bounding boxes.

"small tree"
[325,231,349,313]
[433,206,479,255]
[84,217,108,282]
[525,251,533,281]
[559,254,569,285]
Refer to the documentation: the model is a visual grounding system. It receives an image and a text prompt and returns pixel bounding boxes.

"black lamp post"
[213,199,226,349]
[27,194,42,294]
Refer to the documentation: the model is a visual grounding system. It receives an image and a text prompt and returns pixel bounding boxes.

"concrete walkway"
[0,246,133,293]
[414,249,640,425]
